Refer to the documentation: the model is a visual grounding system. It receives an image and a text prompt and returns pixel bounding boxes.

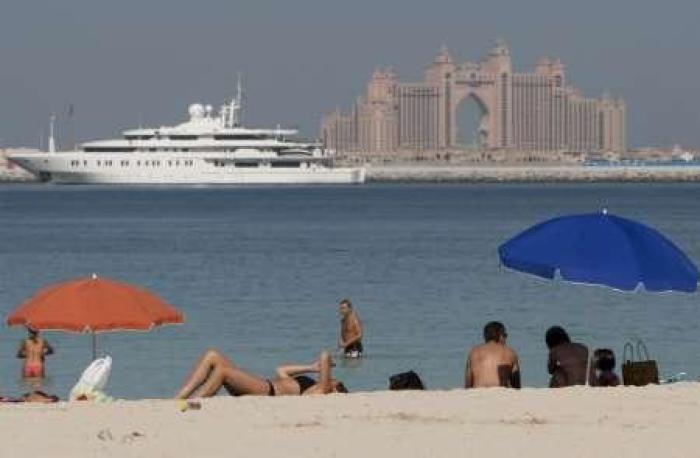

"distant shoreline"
[0,175,35,183]
[365,164,700,183]
[6,164,700,184]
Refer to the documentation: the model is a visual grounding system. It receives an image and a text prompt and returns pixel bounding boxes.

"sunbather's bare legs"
[175,349,270,399]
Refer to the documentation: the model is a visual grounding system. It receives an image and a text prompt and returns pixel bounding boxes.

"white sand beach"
[1,384,698,457]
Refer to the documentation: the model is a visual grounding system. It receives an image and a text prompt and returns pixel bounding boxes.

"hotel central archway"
[444,66,503,150]
[455,93,489,149]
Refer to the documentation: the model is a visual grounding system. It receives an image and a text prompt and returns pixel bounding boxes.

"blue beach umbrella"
[498,210,699,293]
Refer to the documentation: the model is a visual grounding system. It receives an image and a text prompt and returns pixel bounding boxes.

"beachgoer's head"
[333,380,349,393]
[483,321,507,343]
[545,326,570,349]
[27,326,38,338]
[594,348,616,372]
[338,299,353,317]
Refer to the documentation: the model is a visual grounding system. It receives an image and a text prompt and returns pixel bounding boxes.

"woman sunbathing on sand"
[175,349,347,399]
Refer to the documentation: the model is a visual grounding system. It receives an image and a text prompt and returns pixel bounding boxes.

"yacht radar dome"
[188,104,205,119]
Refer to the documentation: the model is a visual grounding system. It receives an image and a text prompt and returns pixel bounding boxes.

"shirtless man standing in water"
[338,299,363,358]
[17,327,54,379]
[465,321,521,388]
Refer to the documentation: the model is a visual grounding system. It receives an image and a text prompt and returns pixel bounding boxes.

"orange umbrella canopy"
[6,275,184,332]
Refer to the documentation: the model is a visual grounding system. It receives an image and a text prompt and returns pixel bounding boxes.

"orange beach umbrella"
[6,274,184,357]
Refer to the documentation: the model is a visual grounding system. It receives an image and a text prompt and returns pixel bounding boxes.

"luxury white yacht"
[9,84,365,185]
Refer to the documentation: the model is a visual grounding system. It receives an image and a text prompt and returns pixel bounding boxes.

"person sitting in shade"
[465,321,521,388]
[337,298,363,358]
[589,348,620,387]
[175,349,347,399]
[545,325,589,388]
[17,327,54,379]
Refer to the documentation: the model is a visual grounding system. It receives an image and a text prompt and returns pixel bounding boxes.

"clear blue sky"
[1,0,698,148]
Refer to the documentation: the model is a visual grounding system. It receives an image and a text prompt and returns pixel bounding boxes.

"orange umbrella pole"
[92,332,97,360]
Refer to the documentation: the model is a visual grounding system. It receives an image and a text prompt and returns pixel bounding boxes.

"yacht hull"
[8,152,365,185]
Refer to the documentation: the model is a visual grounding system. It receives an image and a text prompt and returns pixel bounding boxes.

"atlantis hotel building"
[321,43,626,155]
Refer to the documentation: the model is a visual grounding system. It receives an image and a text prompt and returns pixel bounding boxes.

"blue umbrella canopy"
[498,211,699,292]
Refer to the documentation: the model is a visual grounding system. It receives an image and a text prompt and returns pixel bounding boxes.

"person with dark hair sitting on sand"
[465,321,521,389]
[545,325,589,388]
[589,348,620,387]
[175,349,347,399]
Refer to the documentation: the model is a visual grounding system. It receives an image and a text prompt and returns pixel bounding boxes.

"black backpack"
[389,370,425,390]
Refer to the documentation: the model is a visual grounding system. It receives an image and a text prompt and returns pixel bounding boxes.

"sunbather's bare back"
[466,342,521,388]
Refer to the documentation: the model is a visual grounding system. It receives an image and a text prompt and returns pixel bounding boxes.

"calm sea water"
[1,183,699,399]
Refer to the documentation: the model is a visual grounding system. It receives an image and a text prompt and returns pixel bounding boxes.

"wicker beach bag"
[621,340,659,386]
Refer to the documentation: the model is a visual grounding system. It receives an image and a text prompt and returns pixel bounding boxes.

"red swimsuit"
[23,362,44,378]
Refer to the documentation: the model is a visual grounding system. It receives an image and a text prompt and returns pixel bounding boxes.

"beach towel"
[1,391,59,403]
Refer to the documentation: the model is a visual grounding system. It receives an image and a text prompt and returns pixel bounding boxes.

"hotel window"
[97,160,102,166]
[137,161,141,166]
[121,160,129,167]
[168,160,172,166]
[83,160,88,166]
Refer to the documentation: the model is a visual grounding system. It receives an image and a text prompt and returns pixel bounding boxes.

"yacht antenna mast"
[236,72,243,127]
[224,73,244,128]
[48,114,56,153]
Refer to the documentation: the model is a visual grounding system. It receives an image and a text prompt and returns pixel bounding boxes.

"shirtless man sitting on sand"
[17,327,54,379]
[465,321,521,389]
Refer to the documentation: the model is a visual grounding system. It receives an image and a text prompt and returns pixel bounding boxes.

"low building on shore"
[335,148,588,166]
